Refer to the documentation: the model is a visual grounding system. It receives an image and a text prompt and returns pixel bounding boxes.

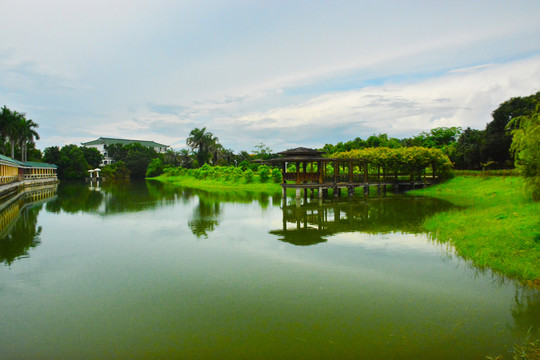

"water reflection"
[188,198,221,238]
[1,180,539,358]
[0,185,57,265]
[511,287,540,337]
[271,196,456,246]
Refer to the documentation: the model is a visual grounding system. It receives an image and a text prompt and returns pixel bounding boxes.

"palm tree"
[186,127,219,167]
[178,149,194,168]
[7,110,25,159]
[18,117,40,161]
[0,106,40,160]
[0,106,11,155]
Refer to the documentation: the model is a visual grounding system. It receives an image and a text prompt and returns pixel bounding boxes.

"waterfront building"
[81,137,169,165]
[0,154,58,200]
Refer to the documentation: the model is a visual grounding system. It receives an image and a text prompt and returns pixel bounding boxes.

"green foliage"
[0,105,40,161]
[509,102,540,200]
[105,142,159,178]
[252,143,274,160]
[453,127,484,170]
[81,146,104,169]
[101,161,130,181]
[44,144,90,180]
[186,127,218,166]
[155,165,282,193]
[244,169,254,183]
[271,168,283,183]
[322,134,400,154]
[334,146,453,179]
[404,127,462,149]
[146,158,164,177]
[105,143,129,162]
[482,92,540,168]
[258,165,271,183]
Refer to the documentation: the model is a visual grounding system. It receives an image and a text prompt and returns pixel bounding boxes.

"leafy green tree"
[509,102,540,200]
[61,145,91,180]
[178,149,194,168]
[81,147,104,169]
[17,117,40,161]
[404,127,461,150]
[163,149,182,167]
[258,165,271,182]
[43,146,62,165]
[252,143,274,160]
[104,143,129,162]
[186,127,219,166]
[146,158,164,177]
[482,92,540,168]
[44,145,94,180]
[453,128,484,170]
[124,143,159,178]
[101,161,130,181]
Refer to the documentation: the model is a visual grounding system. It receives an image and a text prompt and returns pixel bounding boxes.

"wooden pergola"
[268,147,433,199]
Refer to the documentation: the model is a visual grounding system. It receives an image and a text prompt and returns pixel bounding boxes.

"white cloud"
[1,1,540,151]
[211,56,540,148]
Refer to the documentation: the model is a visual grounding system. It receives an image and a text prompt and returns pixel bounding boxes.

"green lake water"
[0,180,539,359]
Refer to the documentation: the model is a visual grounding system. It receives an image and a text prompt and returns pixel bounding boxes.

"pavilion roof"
[268,147,334,163]
[277,147,325,156]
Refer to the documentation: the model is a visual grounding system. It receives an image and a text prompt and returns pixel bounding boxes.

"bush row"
[332,147,453,177]
[162,164,283,183]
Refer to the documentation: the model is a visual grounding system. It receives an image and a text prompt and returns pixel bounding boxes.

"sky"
[1,0,539,153]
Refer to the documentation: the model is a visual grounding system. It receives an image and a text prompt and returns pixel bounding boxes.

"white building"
[81,137,169,165]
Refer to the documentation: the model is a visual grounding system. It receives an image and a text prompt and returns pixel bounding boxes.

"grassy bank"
[151,174,283,193]
[410,176,540,284]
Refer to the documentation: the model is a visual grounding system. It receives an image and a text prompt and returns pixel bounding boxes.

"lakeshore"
[410,176,540,284]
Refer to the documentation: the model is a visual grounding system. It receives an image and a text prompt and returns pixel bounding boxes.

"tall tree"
[186,127,219,167]
[453,128,484,170]
[6,110,25,158]
[0,106,11,154]
[509,102,540,200]
[482,92,540,168]
[17,117,40,161]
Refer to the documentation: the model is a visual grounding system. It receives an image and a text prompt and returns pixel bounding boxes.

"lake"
[0,180,538,359]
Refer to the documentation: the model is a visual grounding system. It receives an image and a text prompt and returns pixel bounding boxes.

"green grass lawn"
[410,176,540,284]
[151,174,283,193]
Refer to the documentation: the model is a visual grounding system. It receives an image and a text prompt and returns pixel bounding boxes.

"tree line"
[321,91,540,172]
[3,90,538,197]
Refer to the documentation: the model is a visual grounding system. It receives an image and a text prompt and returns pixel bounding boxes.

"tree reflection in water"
[188,199,221,238]
[271,195,457,246]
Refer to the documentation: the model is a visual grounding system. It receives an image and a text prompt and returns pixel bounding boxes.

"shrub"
[145,158,164,177]
[272,168,283,183]
[259,165,271,183]
[244,169,254,183]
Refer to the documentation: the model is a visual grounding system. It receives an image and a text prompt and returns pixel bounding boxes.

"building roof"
[0,154,57,168]
[0,154,24,166]
[81,137,169,148]
[22,161,58,169]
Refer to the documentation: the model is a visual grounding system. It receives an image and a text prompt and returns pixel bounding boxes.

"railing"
[0,176,19,185]
[23,174,57,180]
[284,172,320,183]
